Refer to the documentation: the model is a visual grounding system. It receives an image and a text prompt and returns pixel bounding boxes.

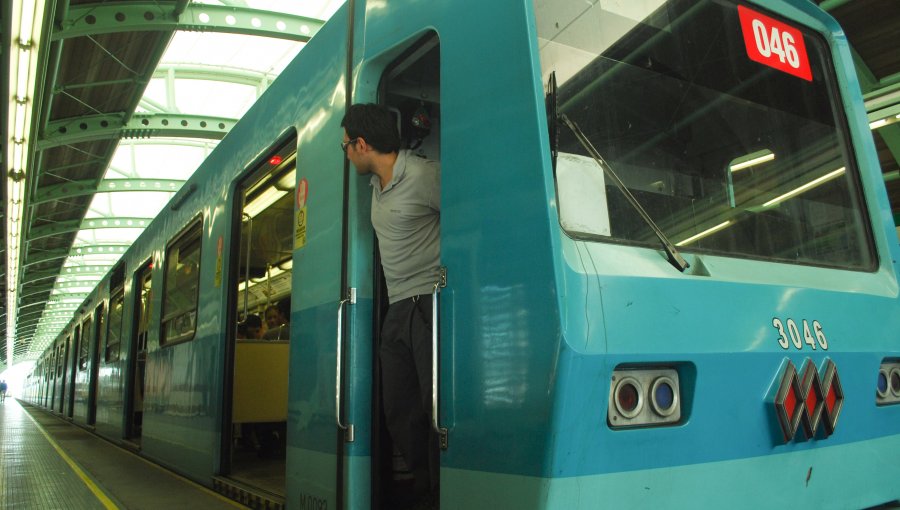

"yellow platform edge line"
[22,406,120,510]
[20,403,246,508]
[110,439,249,508]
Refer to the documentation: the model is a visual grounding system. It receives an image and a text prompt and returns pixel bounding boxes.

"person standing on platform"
[0,380,7,403]
[342,103,441,510]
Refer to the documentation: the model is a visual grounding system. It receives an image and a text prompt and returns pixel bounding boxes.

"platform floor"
[0,398,246,509]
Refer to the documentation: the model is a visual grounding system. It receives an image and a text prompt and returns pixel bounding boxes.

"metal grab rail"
[241,213,252,319]
[335,293,354,441]
[432,270,448,449]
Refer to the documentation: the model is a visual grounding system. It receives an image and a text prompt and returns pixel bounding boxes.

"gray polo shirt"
[371,150,441,303]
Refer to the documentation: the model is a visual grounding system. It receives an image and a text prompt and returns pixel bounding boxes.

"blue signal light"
[655,381,674,410]
[877,371,888,396]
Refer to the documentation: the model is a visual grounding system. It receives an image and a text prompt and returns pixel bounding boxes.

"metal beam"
[18,284,56,300]
[33,178,185,205]
[19,272,63,287]
[54,3,324,42]
[28,217,155,241]
[39,113,235,150]
[874,127,900,172]
[23,243,132,267]
[58,265,114,278]
[153,63,273,87]
[850,47,878,94]
[56,78,147,93]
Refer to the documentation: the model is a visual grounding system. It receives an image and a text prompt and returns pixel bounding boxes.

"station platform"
[0,398,246,509]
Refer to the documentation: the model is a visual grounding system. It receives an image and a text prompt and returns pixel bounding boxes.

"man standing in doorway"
[342,103,441,509]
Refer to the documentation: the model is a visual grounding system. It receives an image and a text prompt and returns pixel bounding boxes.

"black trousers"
[380,294,439,501]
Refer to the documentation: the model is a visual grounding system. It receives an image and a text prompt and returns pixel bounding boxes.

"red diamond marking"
[806,386,818,416]
[826,385,836,414]
[784,385,797,419]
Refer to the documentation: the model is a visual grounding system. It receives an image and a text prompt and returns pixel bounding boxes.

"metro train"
[22,0,900,508]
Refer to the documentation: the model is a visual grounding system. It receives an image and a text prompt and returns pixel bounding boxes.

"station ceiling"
[2,0,899,372]
[1,0,342,371]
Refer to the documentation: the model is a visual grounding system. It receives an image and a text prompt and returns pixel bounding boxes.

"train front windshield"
[536,0,875,270]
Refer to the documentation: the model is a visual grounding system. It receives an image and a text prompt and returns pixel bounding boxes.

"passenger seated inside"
[236,314,263,340]
[263,298,291,340]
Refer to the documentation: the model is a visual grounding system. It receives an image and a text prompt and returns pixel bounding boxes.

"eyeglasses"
[341,138,359,153]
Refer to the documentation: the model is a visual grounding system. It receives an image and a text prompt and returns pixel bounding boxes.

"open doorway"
[222,136,296,498]
[126,261,152,443]
[371,33,441,510]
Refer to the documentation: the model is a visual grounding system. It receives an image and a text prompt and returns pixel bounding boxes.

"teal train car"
[23,0,900,508]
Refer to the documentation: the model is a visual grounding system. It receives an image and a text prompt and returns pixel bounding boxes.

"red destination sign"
[738,6,812,81]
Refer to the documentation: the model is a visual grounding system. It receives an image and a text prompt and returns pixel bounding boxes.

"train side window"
[135,263,153,353]
[79,316,92,371]
[57,342,65,377]
[72,326,81,369]
[106,289,125,362]
[161,217,203,345]
[234,139,296,331]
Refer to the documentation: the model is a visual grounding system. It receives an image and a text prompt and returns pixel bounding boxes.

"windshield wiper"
[560,114,689,272]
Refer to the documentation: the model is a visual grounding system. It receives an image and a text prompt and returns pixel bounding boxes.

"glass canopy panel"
[87,191,176,219]
[111,140,214,178]
[162,31,305,74]
[175,80,259,118]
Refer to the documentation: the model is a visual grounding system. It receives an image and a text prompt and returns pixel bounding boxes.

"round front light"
[890,368,900,397]
[614,377,643,419]
[650,376,678,417]
[876,369,889,398]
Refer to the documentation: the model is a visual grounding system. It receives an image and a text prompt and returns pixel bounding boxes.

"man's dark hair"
[244,313,262,328]
[340,103,401,154]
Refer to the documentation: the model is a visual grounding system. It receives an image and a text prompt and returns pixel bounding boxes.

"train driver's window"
[161,218,203,345]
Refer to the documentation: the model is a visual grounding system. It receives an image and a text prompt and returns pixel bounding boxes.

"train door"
[57,337,69,413]
[67,324,81,418]
[89,302,105,425]
[369,35,443,510]
[219,137,296,499]
[53,345,62,410]
[50,350,57,407]
[76,315,93,420]
[126,262,152,442]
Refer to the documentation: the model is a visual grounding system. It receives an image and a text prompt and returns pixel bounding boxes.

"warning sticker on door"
[294,206,307,250]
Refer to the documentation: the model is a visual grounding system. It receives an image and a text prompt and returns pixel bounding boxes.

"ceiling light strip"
[7,0,46,370]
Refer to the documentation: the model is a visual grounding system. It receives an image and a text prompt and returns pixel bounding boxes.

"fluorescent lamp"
[277,169,296,189]
[14,104,28,141]
[244,187,288,218]
[12,143,24,171]
[16,49,30,101]
[676,220,733,247]
[18,0,36,45]
[762,168,846,208]
[730,149,775,172]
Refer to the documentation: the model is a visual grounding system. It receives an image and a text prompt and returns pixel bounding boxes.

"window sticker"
[738,5,812,81]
